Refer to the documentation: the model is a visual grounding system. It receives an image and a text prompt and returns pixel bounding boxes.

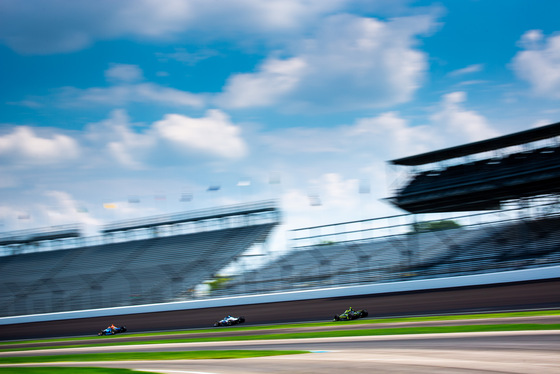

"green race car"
[333,307,368,321]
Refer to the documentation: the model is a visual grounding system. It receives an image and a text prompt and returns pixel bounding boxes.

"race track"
[2,278,560,340]
[2,329,559,373]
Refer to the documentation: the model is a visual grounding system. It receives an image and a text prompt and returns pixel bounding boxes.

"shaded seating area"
[390,122,560,213]
[0,201,279,317]
[404,215,560,277]
[216,208,560,296]
[216,226,487,295]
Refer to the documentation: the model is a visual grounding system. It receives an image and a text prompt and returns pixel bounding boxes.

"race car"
[213,315,245,327]
[333,307,368,321]
[97,325,127,336]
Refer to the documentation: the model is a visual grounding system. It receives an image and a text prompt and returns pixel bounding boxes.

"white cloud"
[59,83,205,108]
[0,0,192,54]
[59,64,205,107]
[105,64,144,83]
[431,91,499,143]
[17,64,205,109]
[84,109,249,169]
[512,30,560,99]
[0,0,348,55]
[448,63,484,77]
[217,57,307,108]
[217,14,433,111]
[85,110,155,169]
[517,29,544,49]
[157,48,220,65]
[0,126,80,167]
[41,190,102,228]
[259,111,438,163]
[154,110,248,159]
[349,112,439,158]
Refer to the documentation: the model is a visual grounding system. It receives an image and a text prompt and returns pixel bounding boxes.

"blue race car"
[98,325,127,336]
[213,315,245,327]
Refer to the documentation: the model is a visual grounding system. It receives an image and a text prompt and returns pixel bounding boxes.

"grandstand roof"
[102,200,279,233]
[390,121,560,166]
[0,225,81,246]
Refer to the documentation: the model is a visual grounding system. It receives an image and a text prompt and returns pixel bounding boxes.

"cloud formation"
[105,64,144,83]
[217,14,434,111]
[58,83,205,109]
[0,126,80,167]
[512,30,560,98]
[83,109,248,169]
[0,0,348,55]
[154,110,248,159]
[41,64,205,109]
[448,64,484,77]
[85,110,155,169]
[431,91,499,143]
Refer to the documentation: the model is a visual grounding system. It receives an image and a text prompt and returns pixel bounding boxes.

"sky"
[1,0,560,252]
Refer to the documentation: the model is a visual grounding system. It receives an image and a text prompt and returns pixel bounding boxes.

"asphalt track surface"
[2,278,560,341]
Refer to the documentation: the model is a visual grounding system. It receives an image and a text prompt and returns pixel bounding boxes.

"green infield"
[1,323,559,355]
[0,350,309,364]
[0,368,158,374]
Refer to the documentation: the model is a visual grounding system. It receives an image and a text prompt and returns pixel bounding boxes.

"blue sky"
[1,0,560,248]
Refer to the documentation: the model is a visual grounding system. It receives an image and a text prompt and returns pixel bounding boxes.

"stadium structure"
[1,122,560,319]
[216,122,560,295]
[0,201,279,317]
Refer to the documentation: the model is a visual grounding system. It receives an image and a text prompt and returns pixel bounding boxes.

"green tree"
[411,219,461,233]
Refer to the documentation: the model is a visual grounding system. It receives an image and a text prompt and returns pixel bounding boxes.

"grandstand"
[217,122,560,295]
[388,121,560,213]
[2,123,560,316]
[0,201,280,317]
[217,202,560,295]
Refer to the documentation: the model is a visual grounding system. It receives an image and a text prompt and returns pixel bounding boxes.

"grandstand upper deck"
[101,200,279,233]
[388,122,560,213]
[390,121,560,167]
[0,200,280,257]
[0,224,81,247]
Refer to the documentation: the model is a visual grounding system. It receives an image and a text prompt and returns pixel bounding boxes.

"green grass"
[2,323,559,354]
[94,323,559,343]
[0,350,309,364]
[0,368,158,374]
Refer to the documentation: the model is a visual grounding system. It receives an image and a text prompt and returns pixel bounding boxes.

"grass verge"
[0,368,159,373]
[1,323,559,354]
[0,350,309,364]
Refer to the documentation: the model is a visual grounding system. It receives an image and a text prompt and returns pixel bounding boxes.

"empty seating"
[0,223,275,317]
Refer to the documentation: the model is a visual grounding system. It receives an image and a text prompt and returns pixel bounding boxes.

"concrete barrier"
[1,264,559,325]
